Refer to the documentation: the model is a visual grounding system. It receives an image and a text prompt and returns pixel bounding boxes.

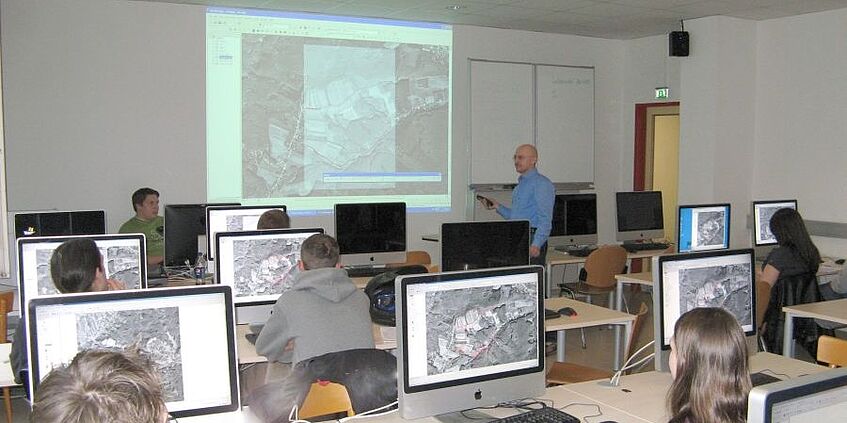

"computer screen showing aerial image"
[76,307,183,401]
[425,283,537,376]
[694,209,726,249]
[227,236,306,298]
[757,205,783,243]
[678,262,753,327]
[34,245,142,296]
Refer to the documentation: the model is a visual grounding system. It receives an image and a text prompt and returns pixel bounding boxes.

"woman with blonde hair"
[667,307,752,423]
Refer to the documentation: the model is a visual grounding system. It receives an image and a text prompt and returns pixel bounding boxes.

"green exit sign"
[655,87,669,99]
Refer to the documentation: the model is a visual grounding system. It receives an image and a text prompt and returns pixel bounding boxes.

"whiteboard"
[470,60,533,185]
[469,60,594,185]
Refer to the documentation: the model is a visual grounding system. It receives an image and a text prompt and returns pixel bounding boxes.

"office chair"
[299,381,355,420]
[546,302,649,385]
[756,278,772,352]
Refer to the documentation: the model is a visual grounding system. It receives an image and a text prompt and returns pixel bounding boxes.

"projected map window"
[206,8,453,214]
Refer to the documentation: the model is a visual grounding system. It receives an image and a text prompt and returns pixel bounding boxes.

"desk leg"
[783,312,795,357]
[557,330,566,362]
[618,321,633,372]
[613,280,624,370]
[546,262,553,298]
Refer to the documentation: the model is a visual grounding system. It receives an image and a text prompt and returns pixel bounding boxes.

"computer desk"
[560,352,826,423]
[782,297,847,358]
[544,297,635,366]
[235,323,396,364]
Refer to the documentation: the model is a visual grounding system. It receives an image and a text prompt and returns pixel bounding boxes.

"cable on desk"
[337,401,398,422]
[559,402,603,422]
[757,368,792,379]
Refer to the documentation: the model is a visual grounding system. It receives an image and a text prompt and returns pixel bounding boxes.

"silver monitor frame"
[748,368,847,423]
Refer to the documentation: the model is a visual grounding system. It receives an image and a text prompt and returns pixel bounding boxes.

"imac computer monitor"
[677,204,731,253]
[215,228,324,323]
[14,210,106,238]
[17,234,148,309]
[615,191,664,242]
[396,266,545,419]
[652,248,756,371]
[27,285,239,418]
[164,203,238,267]
[748,368,847,423]
[549,193,598,247]
[440,220,530,272]
[752,200,798,247]
[205,204,287,261]
[334,202,406,267]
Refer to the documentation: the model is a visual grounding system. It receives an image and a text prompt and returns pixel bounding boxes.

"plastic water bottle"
[194,252,207,284]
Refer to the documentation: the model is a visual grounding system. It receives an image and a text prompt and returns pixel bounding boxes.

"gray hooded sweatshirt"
[255,267,375,364]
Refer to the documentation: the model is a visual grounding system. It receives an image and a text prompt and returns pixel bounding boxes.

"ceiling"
[149,0,847,39]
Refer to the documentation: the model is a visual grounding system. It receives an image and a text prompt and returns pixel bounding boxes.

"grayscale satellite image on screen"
[76,307,183,401]
[241,35,449,199]
[425,283,537,376]
[230,236,306,298]
[678,262,753,326]
[35,245,142,296]
[695,210,726,248]
[758,206,783,243]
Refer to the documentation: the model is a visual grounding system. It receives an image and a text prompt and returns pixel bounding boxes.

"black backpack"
[364,265,428,326]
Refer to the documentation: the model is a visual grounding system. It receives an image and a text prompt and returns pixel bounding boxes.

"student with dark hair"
[10,238,126,387]
[667,307,751,423]
[119,187,164,265]
[256,209,290,230]
[31,349,168,423]
[758,208,823,354]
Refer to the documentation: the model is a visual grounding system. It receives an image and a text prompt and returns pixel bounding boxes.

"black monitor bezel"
[26,285,239,418]
[13,210,106,238]
[214,227,325,306]
[551,193,598,237]
[333,202,407,255]
[440,220,531,271]
[676,203,732,253]
[751,199,798,247]
[615,191,665,232]
[655,248,757,351]
[164,203,239,267]
[205,204,288,260]
[398,266,545,394]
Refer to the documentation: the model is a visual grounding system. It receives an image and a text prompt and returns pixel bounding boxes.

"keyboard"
[345,266,389,278]
[622,242,670,253]
[544,308,561,320]
[553,246,597,257]
[491,407,580,423]
[751,371,782,387]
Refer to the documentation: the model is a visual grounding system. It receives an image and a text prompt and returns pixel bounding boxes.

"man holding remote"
[479,144,555,266]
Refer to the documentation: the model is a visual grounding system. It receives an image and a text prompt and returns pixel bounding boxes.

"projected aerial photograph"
[425,284,537,376]
[229,237,304,298]
[35,245,142,296]
[241,35,449,199]
[76,307,184,401]
[677,263,753,326]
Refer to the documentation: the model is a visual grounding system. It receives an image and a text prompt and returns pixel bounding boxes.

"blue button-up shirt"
[496,168,555,248]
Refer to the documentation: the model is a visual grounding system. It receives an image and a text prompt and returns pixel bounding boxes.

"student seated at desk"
[757,208,823,355]
[119,187,164,266]
[31,349,168,423]
[668,308,751,423]
[257,208,290,230]
[10,239,127,386]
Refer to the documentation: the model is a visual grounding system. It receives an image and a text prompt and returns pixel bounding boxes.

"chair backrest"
[625,302,650,361]
[756,278,772,331]
[387,250,431,268]
[817,335,847,368]
[0,291,13,344]
[299,381,355,419]
[583,245,628,289]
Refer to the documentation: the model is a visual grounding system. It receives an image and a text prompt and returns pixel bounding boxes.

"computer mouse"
[836,259,845,265]
[557,307,578,317]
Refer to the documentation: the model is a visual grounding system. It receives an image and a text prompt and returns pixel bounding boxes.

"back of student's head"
[50,238,102,293]
[769,208,820,271]
[256,209,290,230]
[30,349,167,423]
[300,234,339,270]
[668,307,751,423]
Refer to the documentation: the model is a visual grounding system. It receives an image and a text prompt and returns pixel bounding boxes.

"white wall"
[753,8,847,257]
[0,0,627,282]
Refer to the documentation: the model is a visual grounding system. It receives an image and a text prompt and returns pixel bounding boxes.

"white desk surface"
[562,352,826,423]
[0,343,17,388]
[614,271,653,286]
[782,297,847,323]
[544,297,635,331]
[236,324,396,364]
[546,248,671,266]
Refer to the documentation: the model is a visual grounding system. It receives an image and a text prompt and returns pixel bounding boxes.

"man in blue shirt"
[482,144,555,266]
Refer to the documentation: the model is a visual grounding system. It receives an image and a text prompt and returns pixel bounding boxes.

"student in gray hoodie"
[255,233,374,364]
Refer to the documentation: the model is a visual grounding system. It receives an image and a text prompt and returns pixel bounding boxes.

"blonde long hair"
[668,307,752,423]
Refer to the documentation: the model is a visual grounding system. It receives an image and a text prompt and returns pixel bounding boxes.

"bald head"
[513,144,538,174]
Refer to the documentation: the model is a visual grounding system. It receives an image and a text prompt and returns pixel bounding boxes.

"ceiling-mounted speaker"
[669,31,689,57]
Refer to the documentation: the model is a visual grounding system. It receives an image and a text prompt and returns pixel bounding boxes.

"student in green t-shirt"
[119,187,164,266]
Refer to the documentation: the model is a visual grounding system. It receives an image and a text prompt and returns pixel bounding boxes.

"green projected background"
[206,8,452,214]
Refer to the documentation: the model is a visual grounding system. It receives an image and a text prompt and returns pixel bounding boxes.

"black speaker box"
[669,31,689,57]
